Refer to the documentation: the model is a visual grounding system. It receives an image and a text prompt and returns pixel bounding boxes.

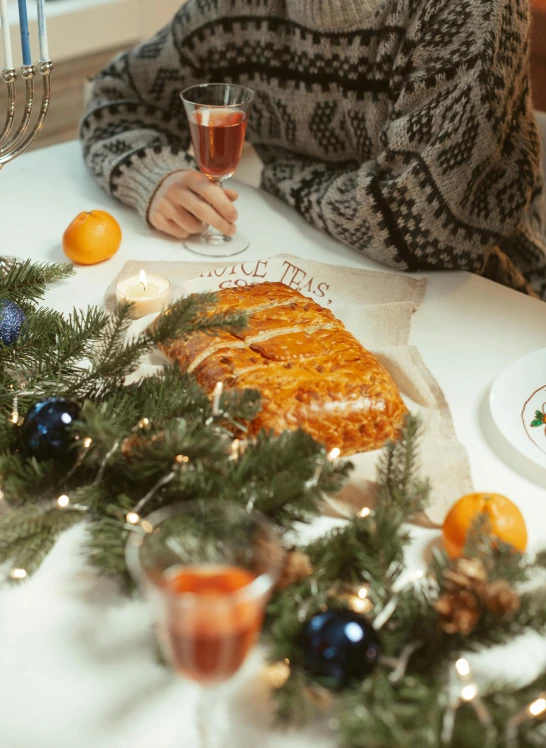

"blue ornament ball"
[301,608,381,689]
[22,397,81,461]
[0,299,26,346]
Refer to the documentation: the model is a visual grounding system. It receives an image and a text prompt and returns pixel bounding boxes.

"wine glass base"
[184,232,249,258]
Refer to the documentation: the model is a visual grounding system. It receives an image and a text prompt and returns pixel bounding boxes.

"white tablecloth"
[1,142,546,748]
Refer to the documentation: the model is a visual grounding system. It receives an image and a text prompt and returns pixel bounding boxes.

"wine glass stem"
[197,684,229,748]
[202,178,231,244]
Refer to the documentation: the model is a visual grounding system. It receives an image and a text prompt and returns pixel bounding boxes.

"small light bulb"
[358,587,368,599]
[212,382,224,416]
[528,698,546,717]
[358,507,371,518]
[138,417,150,430]
[57,494,70,508]
[411,569,425,582]
[10,568,27,580]
[10,413,18,424]
[350,598,369,613]
[175,454,189,464]
[460,684,478,702]
[140,520,154,534]
[83,437,92,449]
[328,447,341,461]
[456,658,471,677]
[126,512,140,525]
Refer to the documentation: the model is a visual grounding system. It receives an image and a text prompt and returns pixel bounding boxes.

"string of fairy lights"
[4,386,546,741]
[4,378,344,571]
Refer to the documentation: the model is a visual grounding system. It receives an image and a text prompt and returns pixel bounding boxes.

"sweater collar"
[287,0,382,29]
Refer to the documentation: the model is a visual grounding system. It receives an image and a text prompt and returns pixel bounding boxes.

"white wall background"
[6,0,183,63]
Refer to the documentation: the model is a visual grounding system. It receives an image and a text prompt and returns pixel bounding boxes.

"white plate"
[489,347,546,469]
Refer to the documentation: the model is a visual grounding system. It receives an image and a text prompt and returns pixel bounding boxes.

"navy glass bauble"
[0,299,25,346]
[301,608,381,689]
[22,397,81,460]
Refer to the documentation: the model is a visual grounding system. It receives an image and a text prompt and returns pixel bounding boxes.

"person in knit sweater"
[81,0,546,298]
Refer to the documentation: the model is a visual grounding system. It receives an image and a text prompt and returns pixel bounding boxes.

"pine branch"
[0,305,110,405]
[149,292,247,343]
[0,452,64,505]
[86,517,131,586]
[375,413,431,519]
[0,259,73,305]
[0,506,84,576]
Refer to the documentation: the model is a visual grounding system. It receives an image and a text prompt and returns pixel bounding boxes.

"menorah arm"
[0,61,52,168]
[0,69,17,148]
[1,65,35,154]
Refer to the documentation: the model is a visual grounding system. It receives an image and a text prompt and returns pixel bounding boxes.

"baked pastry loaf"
[160,282,407,455]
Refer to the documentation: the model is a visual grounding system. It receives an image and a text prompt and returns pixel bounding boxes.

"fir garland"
[1,260,546,747]
[0,260,348,580]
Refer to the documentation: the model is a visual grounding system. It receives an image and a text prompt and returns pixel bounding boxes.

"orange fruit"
[442,492,528,559]
[63,210,122,265]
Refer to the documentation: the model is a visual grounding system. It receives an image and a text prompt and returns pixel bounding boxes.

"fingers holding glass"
[149,169,240,239]
[180,189,237,236]
[181,83,254,257]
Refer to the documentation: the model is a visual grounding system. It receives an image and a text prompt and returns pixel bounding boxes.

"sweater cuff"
[110,145,198,224]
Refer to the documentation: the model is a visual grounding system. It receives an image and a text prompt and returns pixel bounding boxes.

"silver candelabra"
[0,59,52,169]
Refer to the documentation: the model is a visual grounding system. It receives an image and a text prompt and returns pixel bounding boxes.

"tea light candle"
[115,270,171,319]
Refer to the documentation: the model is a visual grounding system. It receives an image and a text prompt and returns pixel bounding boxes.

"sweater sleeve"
[80,10,202,222]
[259,0,544,284]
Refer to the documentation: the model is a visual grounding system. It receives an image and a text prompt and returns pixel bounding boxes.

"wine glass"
[181,83,254,258]
[125,500,284,748]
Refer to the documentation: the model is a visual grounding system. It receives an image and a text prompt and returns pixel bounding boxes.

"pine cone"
[444,557,487,593]
[482,579,520,617]
[276,550,313,589]
[121,434,145,457]
[251,528,286,580]
[121,431,164,458]
[435,590,480,635]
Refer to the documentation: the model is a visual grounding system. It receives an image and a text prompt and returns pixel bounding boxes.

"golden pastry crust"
[159,282,407,455]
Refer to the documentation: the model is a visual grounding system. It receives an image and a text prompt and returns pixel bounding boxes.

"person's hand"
[149,170,238,240]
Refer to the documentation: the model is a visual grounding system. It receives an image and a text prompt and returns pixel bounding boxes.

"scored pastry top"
[158,281,407,455]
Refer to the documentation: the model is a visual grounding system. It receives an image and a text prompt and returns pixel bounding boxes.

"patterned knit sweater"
[81,0,546,298]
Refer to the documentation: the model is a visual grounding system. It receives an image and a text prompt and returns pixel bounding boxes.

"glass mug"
[126,499,284,747]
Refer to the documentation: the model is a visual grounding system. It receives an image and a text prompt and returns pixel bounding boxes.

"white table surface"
[1,141,546,748]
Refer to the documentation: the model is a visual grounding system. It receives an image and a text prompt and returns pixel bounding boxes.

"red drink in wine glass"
[163,564,263,684]
[181,83,254,258]
[189,109,248,180]
[125,500,283,748]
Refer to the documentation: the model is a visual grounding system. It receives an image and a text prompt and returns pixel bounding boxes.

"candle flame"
[139,270,147,292]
